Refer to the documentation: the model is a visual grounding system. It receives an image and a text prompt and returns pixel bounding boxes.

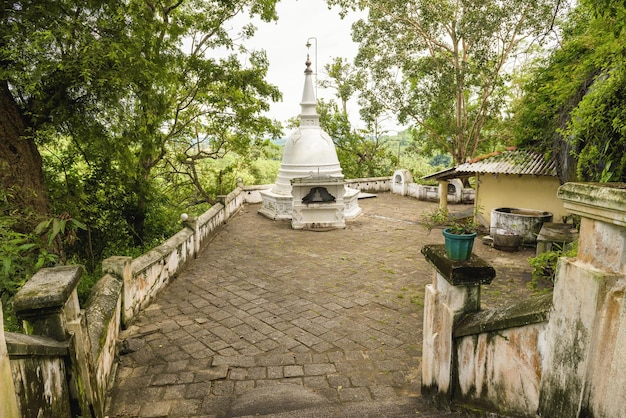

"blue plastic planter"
[442,228,477,261]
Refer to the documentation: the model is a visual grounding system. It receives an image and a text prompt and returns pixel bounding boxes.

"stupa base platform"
[258,186,361,223]
[258,190,293,220]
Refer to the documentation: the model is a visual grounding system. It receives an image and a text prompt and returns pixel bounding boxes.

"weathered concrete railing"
[421,182,626,417]
[539,182,626,417]
[1,301,19,417]
[2,185,245,417]
[105,186,244,326]
[344,176,392,192]
[9,266,92,417]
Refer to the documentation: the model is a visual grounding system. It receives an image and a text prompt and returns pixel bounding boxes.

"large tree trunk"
[0,80,50,232]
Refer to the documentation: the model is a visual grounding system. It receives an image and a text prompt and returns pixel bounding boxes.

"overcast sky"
[229,1,381,131]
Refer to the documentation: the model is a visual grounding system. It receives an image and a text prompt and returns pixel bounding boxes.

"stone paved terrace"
[105,193,540,417]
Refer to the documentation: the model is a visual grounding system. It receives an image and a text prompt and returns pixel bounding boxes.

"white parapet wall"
[392,170,474,204]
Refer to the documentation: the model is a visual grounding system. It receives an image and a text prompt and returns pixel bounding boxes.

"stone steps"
[228,384,468,417]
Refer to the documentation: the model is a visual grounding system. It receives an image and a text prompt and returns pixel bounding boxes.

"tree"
[318,57,364,115]
[317,57,397,178]
[1,0,281,251]
[513,0,626,182]
[327,0,566,164]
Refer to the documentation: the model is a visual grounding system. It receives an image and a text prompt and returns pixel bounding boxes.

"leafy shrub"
[528,241,578,289]
[1,217,57,331]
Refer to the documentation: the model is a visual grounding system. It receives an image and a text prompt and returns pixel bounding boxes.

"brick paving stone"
[338,387,372,402]
[246,366,267,380]
[327,374,351,389]
[106,193,539,417]
[185,382,212,398]
[211,380,235,396]
[304,363,337,375]
[194,365,229,381]
[327,351,345,363]
[151,373,178,386]
[302,375,330,389]
[283,365,304,377]
[199,395,232,415]
[234,380,255,395]
[177,371,195,384]
[163,384,187,399]
[169,398,202,416]
[139,400,173,417]
[266,366,283,379]
[229,368,248,380]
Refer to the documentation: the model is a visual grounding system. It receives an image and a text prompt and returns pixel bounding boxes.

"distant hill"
[272,137,287,146]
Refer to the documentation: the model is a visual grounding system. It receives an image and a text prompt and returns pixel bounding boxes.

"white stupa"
[259,54,361,222]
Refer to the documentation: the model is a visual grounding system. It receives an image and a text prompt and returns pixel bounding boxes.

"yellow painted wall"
[475,174,568,225]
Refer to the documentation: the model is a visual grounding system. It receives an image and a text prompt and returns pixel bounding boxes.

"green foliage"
[513,1,626,182]
[528,241,578,289]
[0,213,58,332]
[318,100,397,178]
[316,57,398,178]
[419,207,481,235]
[35,214,86,248]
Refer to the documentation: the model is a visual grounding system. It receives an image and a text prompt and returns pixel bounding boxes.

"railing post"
[538,183,626,417]
[420,245,495,402]
[0,300,20,418]
[13,265,94,417]
[103,256,133,326]
[181,216,200,257]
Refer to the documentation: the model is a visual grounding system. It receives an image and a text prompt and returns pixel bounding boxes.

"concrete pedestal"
[421,245,495,400]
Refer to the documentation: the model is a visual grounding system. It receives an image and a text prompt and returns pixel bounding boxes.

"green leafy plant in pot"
[420,207,481,261]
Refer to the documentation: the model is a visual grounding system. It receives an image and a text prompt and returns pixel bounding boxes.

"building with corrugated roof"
[424,148,567,225]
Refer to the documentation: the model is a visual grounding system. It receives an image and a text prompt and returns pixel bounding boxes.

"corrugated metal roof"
[422,149,557,181]
[457,150,557,176]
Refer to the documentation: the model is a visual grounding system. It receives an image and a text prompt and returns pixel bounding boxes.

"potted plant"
[420,207,481,261]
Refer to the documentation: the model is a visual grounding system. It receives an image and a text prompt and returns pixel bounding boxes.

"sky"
[228,0,386,132]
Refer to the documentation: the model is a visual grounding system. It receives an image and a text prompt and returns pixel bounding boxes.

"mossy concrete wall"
[6,332,72,417]
[453,294,552,416]
[85,273,123,417]
[421,245,548,416]
[538,182,626,417]
[421,245,495,400]
[0,301,19,418]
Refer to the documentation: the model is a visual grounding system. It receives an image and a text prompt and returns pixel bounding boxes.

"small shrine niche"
[291,175,346,230]
[302,187,336,204]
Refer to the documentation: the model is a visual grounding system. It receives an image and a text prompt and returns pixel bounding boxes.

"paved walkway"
[105,193,538,417]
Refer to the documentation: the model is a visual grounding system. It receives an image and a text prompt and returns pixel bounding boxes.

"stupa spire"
[300,53,319,127]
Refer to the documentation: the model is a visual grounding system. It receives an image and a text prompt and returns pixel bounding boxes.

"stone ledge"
[558,182,626,226]
[5,332,70,357]
[85,274,123,357]
[13,265,83,315]
[454,293,552,337]
[421,244,495,286]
